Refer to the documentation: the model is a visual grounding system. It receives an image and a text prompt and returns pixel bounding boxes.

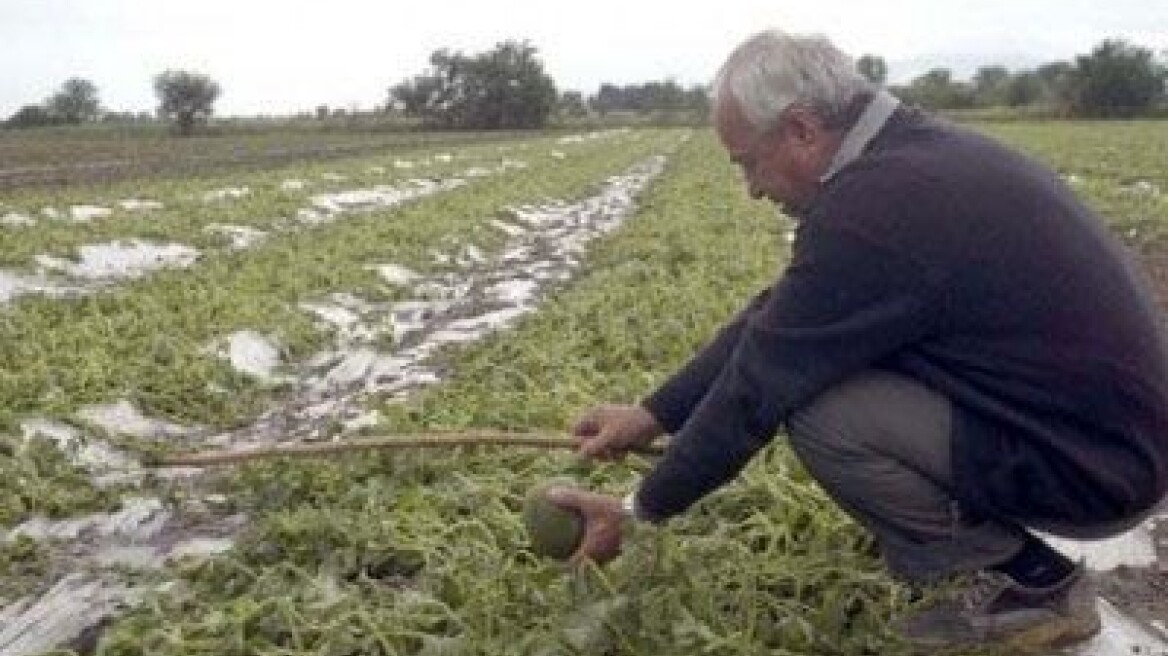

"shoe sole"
[902,612,1102,655]
[1001,612,1103,654]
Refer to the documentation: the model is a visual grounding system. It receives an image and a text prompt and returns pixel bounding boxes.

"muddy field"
[0,126,543,190]
[0,123,1165,655]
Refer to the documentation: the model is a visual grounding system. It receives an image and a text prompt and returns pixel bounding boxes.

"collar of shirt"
[819,89,901,183]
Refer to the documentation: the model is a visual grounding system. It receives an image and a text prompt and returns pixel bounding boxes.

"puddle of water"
[0,155,669,652]
[487,278,539,305]
[309,178,466,216]
[301,293,395,346]
[369,263,421,286]
[295,155,666,406]
[0,572,135,656]
[490,219,527,237]
[36,240,200,281]
[1041,511,1168,654]
[281,179,307,191]
[204,224,268,250]
[203,187,251,202]
[0,270,83,305]
[76,399,197,440]
[1122,180,1162,196]
[9,498,168,543]
[556,129,629,145]
[207,330,284,381]
[69,205,112,222]
[1041,523,1160,571]
[20,419,137,485]
[0,212,35,227]
[118,199,163,212]
[456,244,487,268]
[1063,599,1168,656]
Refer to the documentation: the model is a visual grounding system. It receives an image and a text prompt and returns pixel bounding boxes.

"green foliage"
[46,77,102,124]
[391,41,557,129]
[1004,71,1044,108]
[972,66,1011,107]
[95,133,920,654]
[4,104,63,128]
[896,68,975,110]
[1069,39,1167,118]
[589,81,709,118]
[0,434,119,527]
[556,90,589,119]
[3,124,1164,654]
[154,69,221,136]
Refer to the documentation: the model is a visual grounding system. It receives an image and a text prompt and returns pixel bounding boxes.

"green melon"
[523,481,585,560]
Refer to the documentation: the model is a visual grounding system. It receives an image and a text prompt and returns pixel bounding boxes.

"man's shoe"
[894,563,1100,653]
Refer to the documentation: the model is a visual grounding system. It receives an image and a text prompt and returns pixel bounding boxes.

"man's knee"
[787,371,953,482]
[789,371,907,453]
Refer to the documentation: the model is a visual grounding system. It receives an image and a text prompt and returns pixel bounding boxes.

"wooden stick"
[149,430,667,468]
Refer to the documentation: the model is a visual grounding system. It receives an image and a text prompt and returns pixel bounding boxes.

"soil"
[1094,236,1168,643]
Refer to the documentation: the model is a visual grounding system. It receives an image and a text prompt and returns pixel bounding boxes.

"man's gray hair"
[714,30,876,131]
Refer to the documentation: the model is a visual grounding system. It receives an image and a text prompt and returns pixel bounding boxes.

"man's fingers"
[568,521,620,567]
[542,486,578,511]
[571,415,601,437]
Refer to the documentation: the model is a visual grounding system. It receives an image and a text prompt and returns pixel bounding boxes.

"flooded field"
[0,124,1165,655]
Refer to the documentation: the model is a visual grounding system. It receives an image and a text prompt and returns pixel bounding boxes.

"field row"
[0,127,546,190]
[3,121,1167,654]
[71,130,905,656]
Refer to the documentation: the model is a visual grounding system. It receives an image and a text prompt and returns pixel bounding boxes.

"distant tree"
[857,55,888,84]
[898,68,975,109]
[390,73,445,117]
[585,81,708,117]
[557,90,589,118]
[46,77,101,123]
[1036,61,1076,112]
[1069,39,1165,117]
[1004,71,1044,107]
[100,111,137,123]
[315,104,329,120]
[684,84,711,120]
[972,65,1011,106]
[389,40,557,129]
[5,104,61,128]
[153,69,221,135]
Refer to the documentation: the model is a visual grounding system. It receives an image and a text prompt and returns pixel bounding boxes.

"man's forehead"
[714,95,757,151]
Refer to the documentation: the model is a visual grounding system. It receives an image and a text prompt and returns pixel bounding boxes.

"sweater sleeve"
[636,223,941,521]
[641,287,773,433]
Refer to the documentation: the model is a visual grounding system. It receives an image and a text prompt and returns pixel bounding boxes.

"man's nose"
[747,180,765,199]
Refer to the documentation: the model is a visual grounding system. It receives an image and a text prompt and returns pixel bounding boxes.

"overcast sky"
[1,0,1165,118]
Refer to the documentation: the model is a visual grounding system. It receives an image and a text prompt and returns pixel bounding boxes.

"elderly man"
[547,29,1168,651]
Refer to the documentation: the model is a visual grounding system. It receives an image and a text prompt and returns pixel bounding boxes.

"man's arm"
[636,223,943,521]
[642,286,773,433]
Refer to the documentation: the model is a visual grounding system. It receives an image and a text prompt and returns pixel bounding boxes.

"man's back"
[819,110,1168,524]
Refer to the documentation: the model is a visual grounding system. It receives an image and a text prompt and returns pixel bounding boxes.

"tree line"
[7,70,221,135]
[862,40,1166,118]
[6,38,1166,134]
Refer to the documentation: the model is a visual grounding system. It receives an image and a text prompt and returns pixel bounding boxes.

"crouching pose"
[550,29,1168,652]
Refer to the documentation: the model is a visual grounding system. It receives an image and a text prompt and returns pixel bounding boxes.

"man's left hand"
[544,487,628,566]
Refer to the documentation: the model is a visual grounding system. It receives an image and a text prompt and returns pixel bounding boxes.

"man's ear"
[781,105,827,146]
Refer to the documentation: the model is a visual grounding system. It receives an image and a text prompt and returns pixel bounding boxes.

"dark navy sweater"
[639,108,1168,528]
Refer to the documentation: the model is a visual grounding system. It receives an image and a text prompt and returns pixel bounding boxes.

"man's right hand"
[571,404,664,461]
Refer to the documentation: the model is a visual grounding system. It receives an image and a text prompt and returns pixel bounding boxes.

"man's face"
[715,95,826,216]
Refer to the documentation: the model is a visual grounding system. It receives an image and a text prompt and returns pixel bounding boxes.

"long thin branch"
[149,430,667,468]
